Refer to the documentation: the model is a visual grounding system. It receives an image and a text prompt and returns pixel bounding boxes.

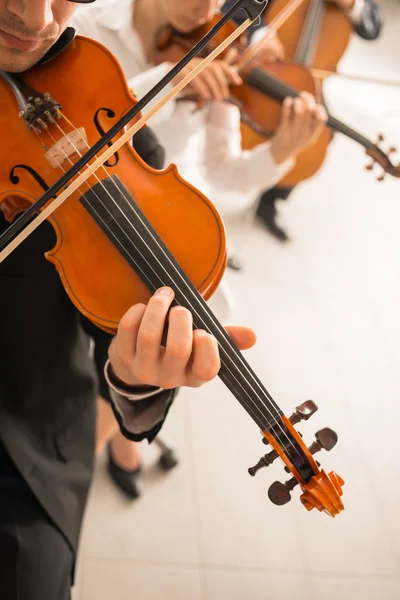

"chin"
[173,17,204,33]
[0,43,51,73]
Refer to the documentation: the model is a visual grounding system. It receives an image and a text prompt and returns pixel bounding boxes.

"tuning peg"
[365,161,375,171]
[377,134,384,143]
[308,428,338,456]
[389,147,397,154]
[248,449,279,476]
[268,477,299,506]
[377,173,385,182]
[289,400,318,425]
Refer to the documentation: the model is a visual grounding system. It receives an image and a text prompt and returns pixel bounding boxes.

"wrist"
[108,360,151,391]
[270,138,293,165]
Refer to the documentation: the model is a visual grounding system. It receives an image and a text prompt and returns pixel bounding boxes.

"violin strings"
[59,114,305,463]
[51,113,304,463]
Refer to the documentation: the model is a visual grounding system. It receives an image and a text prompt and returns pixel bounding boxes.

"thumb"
[224,326,257,350]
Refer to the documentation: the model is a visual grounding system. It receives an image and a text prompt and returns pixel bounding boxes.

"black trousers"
[0,442,73,600]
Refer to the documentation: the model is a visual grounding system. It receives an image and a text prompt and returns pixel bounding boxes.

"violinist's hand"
[270,92,328,165]
[249,34,285,67]
[108,287,256,389]
[172,57,242,102]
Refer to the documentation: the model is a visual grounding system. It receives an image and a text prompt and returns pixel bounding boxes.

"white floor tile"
[82,560,204,600]
[187,382,307,571]
[312,575,400,600]
[206,568,314,600]
[82,400,202,565]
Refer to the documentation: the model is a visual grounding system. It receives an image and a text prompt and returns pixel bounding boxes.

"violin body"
[237,62,333,185]
[0,36,227,334]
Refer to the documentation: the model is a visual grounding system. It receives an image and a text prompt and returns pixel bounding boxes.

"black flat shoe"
[107,443,143,499]
[256,199,291,243]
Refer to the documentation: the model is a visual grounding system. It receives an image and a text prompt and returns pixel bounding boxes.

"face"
[167,0,224,33]
[0,0,77,72]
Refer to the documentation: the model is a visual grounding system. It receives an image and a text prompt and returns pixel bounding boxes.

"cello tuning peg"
[268,477,299,506]
[377,173,385,182]
[365,161,375,171]
[389,147,397,154]
[377,134,384,143]
[248,449,279,477]
[308,427,338,456]
[289,400,318,425]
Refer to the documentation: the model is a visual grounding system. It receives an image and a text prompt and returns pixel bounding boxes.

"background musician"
[224,0,383,241]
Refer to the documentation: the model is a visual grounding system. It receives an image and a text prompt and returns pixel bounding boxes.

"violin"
[157,10,400,183]
[0,3,344,516]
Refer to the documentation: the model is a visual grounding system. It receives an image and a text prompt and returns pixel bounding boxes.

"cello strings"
[52,114,305,463]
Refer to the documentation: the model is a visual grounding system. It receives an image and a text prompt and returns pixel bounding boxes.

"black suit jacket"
[0,122,171,555]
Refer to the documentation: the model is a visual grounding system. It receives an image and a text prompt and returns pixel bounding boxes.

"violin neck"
[326,115,373,151]
[294,0,325,67]
[247,67,374,151]
[80,174,283,433]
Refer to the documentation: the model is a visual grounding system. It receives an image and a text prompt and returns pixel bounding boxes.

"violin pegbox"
[365,134,400,181]
[248,401,345,517]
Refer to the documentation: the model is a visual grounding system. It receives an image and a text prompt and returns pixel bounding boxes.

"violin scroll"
[248,401,344,517]
[365,135,400,181]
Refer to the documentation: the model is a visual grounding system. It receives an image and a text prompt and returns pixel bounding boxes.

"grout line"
[184,397,209,600]
[81,554,400,582]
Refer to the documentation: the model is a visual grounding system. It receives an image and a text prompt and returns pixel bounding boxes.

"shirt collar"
[91,0,149,70]
[93,0,135,31]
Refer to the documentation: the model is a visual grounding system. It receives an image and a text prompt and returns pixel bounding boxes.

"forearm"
[204,103,293,196]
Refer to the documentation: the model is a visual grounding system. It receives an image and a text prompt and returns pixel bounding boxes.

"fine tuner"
[248,401,344,513]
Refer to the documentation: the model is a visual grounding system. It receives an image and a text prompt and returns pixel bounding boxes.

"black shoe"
[107,443,143,499]
[227,255,244,271]
[256,198,290,243]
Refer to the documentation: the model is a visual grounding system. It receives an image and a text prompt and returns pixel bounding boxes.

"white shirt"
[70,0,293,220]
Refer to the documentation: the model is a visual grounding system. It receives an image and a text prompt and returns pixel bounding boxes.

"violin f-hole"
[93,108,119,167]
[10,164,50,193]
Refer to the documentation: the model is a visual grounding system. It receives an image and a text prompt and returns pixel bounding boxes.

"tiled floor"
[74,1,400,598]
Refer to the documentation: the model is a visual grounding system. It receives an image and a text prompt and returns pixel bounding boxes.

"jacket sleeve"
[351,0,382,40]
[80,316,177,444]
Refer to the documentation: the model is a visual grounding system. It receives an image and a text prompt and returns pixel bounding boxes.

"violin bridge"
[44,127,88,169]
